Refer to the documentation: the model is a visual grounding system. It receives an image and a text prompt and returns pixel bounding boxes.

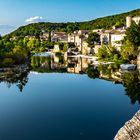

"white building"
[100,30,111,45]
[68,30,89,47]
[132,16,140,25]
[110,31,126,47]
[100,30,125,48]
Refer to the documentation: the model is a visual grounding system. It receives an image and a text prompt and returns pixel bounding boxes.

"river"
[0,54,139,140]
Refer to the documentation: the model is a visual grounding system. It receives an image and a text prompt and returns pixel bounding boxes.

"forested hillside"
[5,8,140,38]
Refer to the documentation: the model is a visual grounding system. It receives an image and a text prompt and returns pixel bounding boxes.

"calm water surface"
[0,55,139,140]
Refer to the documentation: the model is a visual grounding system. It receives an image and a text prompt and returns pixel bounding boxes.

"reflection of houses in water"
[54,55,60,63]
[97,64,123,83]
[31,55,139,85]
[51,55,67,70]
[99,71,122,83]
[67,57,91,74]
[31,55,67,72]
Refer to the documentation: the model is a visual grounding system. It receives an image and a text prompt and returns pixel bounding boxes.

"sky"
[0,0,140,35]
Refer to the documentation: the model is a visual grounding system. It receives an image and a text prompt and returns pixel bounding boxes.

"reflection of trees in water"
[97,63,120,79]
[31,56,52,70]
[122,71,140,104]
[31,56,52,72]
[86,65,99,79]
[0,66,29,92]
[16,72,29,92]
[86,63,121,80]
[31,56,67,73]
[31,55,140,104]
[87,64,140,104]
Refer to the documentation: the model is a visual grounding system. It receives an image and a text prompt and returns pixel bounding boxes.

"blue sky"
[0,0,140,27]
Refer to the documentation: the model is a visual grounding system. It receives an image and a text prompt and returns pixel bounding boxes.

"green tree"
[97,45,108,59]
[27,38,36,51]
[87,32,100,48]
[122,71,140,104]
[12,46,28,64]
[125,22,140,47]
[1,58,15,67]
[121,40,138,62]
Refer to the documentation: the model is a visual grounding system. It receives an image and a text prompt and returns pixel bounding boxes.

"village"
[31,16,139,71]
[38,16,140,56]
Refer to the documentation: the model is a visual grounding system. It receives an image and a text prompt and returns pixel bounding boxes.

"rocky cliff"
[114,110,140,140]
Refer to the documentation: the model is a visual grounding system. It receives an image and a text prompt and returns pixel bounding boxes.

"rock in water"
[114,110,140,140]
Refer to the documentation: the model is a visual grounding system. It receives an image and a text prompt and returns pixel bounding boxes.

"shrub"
[2,58,15,67]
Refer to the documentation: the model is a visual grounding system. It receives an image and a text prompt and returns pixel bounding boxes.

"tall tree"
[125,22,140,47]
[87,32,100,48]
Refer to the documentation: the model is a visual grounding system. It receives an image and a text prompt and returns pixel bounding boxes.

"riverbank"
[115,110,140,140]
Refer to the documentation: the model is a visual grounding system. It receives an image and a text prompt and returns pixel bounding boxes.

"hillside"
[6,9,140,37]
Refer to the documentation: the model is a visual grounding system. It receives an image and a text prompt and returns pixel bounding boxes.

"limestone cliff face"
[114,110,140,140]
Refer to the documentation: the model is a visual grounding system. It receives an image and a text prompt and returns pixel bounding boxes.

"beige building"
[51,32,68,43]
[53,44,60,53]
[81,41,92,55]
[100,30,125,48]
[68,30,89,47]
[137,53,140,70]
[110,30,126,48]
[94,45,101,54]
[126,16,140,28]
[67,57,90,74]
[100,30,111,45]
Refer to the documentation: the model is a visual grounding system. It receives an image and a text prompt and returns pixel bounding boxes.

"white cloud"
[25,16,45,23]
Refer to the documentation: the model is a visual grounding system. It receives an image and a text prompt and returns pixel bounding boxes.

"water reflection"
[122,71,140,104]
[0,54,140,104]
[0,65,29,92]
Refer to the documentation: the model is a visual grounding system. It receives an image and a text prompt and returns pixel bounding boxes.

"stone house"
[126,16,140,28]
[51,32,68,43]
[53,44,60,53]
[68,30,89,47]
[100,30,125,48]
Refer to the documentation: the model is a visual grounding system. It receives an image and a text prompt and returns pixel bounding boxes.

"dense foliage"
[97,17,140,63]
[0,36,54,67]
[87,32,100,48]
[121,22,140,62]
[125,22,140,47]
[0,9,140,67]
[0,38,29,67]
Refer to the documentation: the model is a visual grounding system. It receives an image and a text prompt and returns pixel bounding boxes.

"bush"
[113,54,119,61]
[12,46,28,64]
[55,52,63,56]
[1,58,15,67]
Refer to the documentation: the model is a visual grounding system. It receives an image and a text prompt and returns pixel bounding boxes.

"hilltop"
[5,8,140,37]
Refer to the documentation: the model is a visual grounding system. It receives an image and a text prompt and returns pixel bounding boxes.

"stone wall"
[114,110,140,140]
